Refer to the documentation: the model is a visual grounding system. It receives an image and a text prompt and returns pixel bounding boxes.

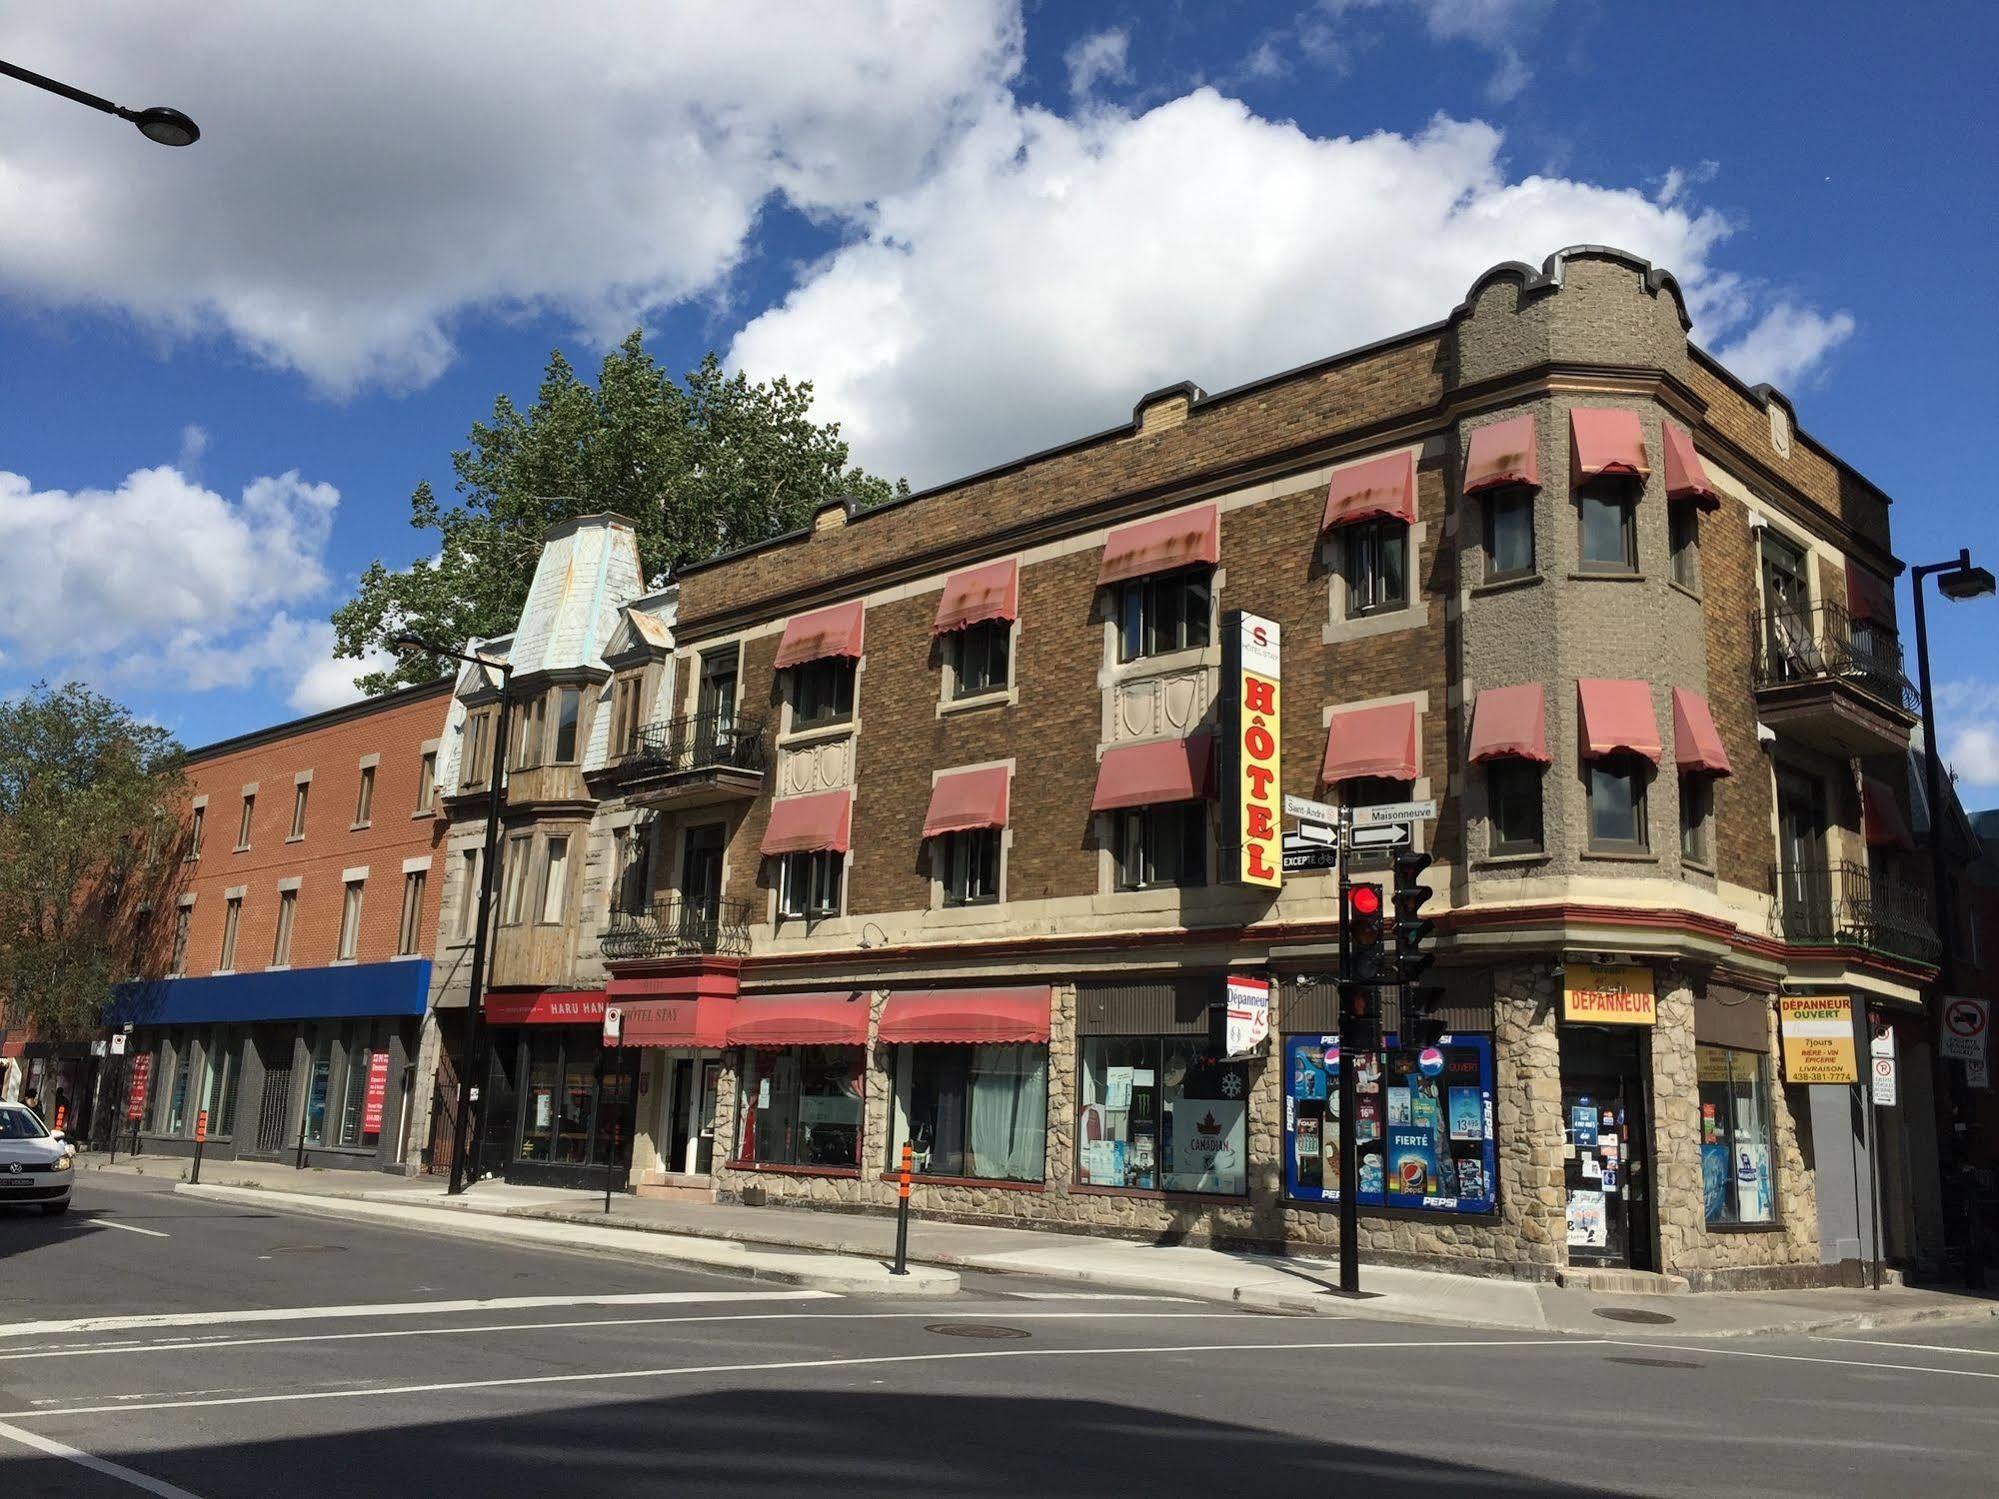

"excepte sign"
[1562,963,1656,1026]
[1224,975,1272,1058]
[1941,997,1989,1063]
[1779,994,1859,1084]
[1221,611,1282,889]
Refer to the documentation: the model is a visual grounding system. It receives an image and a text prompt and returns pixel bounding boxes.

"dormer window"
[551,685,582,764]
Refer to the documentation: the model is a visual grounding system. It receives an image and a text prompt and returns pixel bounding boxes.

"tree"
[0,684,189,1045]
[332,336,907,692]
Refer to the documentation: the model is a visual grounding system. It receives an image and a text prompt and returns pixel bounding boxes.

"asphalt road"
[3,1174,1998,1497]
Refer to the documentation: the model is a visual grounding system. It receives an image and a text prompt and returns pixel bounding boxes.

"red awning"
[773,599,866,670]
[619,994,734,1049]
[933,558,1019,635]
[1577,679,1661,763]
[1321,702,1420,784]
[727,993,870,1047]
[1097,505,1220,587]
[1467,684,1549,764]
[876,987,1052,1045]
[1571,408,1650,482]
[1321,450,1416,531]
[759,789,853,856]
[1462,413,1539,494]
[923,766,1011,837]
[1091,733,1215,811]
[1662,421,1719,510]
[1863,776,1916,850]
[1671,688,1732,776]
[484,988,608,1026]
[1846,567,1896,625]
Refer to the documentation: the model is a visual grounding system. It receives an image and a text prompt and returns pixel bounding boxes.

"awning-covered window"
[727,993,870,1047]
[1662,421,1719,510]
[1097,505,1220,587]
[1321,450,1416,531]
[759,789,853,856]
[933,558,1019,635]
[1467,684,1550,764]
[1462,413,1539,494]
[876,987,1052,1045]
[1570,408,1650,482]
[923,766,1011,837]
[1321,701,1419,785]
[1846,566,1896,625]
[1863,775,1916,850]
[1671,687,1732,776]
[1091,733,1215,812]
[773,599,866,670]
[1577,679,1661,763]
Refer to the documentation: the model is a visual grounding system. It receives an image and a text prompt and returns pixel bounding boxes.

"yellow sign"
[1778,994,1858,1084]
[1229,613,1282,888]
[1563,963,1656,1026]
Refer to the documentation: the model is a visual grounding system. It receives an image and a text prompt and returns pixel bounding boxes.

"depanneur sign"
[1223,611,1282,889]
[1778,994,1859,1084]
[1562,963,1656,1026]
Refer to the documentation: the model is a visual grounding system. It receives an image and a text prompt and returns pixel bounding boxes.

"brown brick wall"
[723,633,781,911]
[1703,497,1776,891]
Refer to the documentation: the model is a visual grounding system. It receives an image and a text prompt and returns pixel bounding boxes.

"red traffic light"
[1347,884,1381,917]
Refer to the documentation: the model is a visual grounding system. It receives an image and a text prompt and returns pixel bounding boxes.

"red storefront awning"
[923,765,1011,837]
[1570,407,1650,482]
[933,558,1019,635]
[1321,450,1416,531]
[1662,421,1720,510]
[876,987,1052,1045]
[1321,701,1419,784]
[484,988,608,1026]
[1091,733,1215,812]
[1097,505,1220,587]
[1671,688,1732,776]
[1577,679,1661,763]
[759,789,853,856]
[727,993,870,1047]
[1462,413,1539,494]
[1846,566,1896,625]
[620,995,734,1049]
[773,599,866,670]
[1467,684,1550,764]
[1863,775,1916,850]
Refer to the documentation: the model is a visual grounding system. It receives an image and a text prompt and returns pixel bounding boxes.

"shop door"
[1559,1029,1654,1271]
[697,1059,720,1174]
[667,1058,695,1173]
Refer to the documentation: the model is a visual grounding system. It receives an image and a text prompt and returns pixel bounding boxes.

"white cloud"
[1950,726,1999,790]
[176,424,209,478]
[1065,29,1133,101]
[1322,0,1552,101]
[1711,302,1857,390]
[1938,681,1999,795]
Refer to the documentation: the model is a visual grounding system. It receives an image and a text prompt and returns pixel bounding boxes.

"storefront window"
[738,1046,862,1168]
[166,1036,191,1136]
[1075,1037,1247,1195]
[892,1044,1046,1182]
[1698,1045,1774,1225]
[304,1031,333,1145]
[201,1028,241,1138]
[1282,1033,1497,1213]
[338,1027,377,1148]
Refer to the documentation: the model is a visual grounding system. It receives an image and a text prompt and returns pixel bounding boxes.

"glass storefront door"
[1559,1027,1653,1271]
[493,1026,629,1188]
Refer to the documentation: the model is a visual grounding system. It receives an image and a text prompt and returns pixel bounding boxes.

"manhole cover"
[1592,1307,1677,1325]
[1605,1356,1701,1369]
[924,1323,1031,1340]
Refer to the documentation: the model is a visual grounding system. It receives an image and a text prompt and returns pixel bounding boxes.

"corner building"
[486,247,1939,1284]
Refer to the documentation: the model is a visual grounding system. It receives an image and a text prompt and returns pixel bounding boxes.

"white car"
[0,1102,74,1216]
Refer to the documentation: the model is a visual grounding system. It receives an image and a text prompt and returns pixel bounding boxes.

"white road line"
[0,1338,1582,1421]
[1813,1334,1999,1358]
[0,1418,203,1497]
[97,1220,171,1239]
[1007,1292,1197,1302]
[1614,1339,1999,1381]
[0,1289,833,1340]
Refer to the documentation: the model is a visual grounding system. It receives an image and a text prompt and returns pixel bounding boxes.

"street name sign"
[1354,799,1436,826]
[1283,794,1339,826]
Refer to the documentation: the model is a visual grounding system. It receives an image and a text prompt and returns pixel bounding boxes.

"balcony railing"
[630,710,769,778]
[1750,602,1920,716]
[1772,860,1940,967]
[599,896,754,962]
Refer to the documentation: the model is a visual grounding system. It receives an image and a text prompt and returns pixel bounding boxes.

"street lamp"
[390,632,511,1197]
[1,57,200,146]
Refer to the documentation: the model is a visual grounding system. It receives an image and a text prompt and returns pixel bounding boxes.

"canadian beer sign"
[1222,611,1282,887]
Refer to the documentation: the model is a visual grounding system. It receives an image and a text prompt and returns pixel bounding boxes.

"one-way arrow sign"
[1349,822,1411,849]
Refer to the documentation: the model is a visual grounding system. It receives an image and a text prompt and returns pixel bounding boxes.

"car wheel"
[40,1200,69,1216]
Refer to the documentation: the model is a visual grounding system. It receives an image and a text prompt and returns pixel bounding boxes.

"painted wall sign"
[1562,963,1656,1026]
[1778,994,1859,1084]
[1221,611,1282,889]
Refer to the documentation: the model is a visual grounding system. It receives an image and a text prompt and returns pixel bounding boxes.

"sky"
[2,1,1996,799]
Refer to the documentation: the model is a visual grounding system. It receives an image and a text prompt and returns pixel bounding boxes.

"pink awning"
[1671,688,1732,777]
[1462,413,1539,494]
[1091,733,1215,811]
[1863,776,1916,850]
[923,766,1011,837]
[773,599,866,670]
[1846,567,1896,625]
[759,790,852,856]
[877,987,1052,1045]
[1662,421,1719,511]
[1577,679,1661,763]
[620,994,734,1050]
[1321,702,1420,785]
[1467,685,1549,764]
[1571,408,1650,482]
[933,558,1019,635]
[1321,450,1416,531]
[1097,505,1220,587]
[727,993,870,1047]
[483,988,608,1026]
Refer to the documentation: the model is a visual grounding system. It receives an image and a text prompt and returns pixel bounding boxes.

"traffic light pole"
[1337,806,1360,1296]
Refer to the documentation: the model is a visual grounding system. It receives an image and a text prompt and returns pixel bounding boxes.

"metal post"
[191,1109,207,1185]
[108,1054,123,1165]
[450,669,512,1196]
[1337,804,1359,1296]
[603,1048,620,1217]
[892,1140,914,1275]
[1864,1075,1885,1292]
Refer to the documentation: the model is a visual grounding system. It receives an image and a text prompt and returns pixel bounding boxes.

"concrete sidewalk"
[86,1152,1999,1336]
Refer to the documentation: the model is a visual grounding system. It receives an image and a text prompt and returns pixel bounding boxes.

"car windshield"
[0,1107,51,1141]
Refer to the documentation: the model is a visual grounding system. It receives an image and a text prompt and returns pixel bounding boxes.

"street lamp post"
[1,57,199,146]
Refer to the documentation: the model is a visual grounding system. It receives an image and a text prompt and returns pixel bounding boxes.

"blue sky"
[3,1,1996,797]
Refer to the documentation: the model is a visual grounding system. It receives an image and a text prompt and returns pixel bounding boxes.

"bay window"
[1587,755,1649,851]
[738,1045,862,1168]
[1578,480,1639,574]
[1483,488,1535,581]
[1075,1036,1246,1195]
[1486,759,1543,855]
[892,1044,1046,1182]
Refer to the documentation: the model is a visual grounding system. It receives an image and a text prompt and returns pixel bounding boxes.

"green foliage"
[332,335,906,692]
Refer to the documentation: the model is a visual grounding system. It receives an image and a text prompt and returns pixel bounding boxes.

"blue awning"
[109,959,432,1028]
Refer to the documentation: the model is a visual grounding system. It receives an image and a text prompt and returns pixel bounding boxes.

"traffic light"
[1346,881,1386,982]
[1392,850,1435,988]
[1339,981,1381,1049]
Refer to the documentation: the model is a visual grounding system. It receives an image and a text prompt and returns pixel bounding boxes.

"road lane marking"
[1612,1340,1999,1381]
[1006,1292,1198,1302]
[0,1337,1583,1420]
[0,1289,833,1340]
[1813,1334,1999,1358]
[97,1221,171,1239]
[0,1418,203,1497]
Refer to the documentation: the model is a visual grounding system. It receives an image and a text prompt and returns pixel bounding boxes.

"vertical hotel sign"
[1223,611,1282,887]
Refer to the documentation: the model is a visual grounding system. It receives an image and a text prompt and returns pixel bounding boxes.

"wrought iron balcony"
[1750,603,1919,757]
[1772,860,1940,968]
[623,710,768,807]
[600,896,753,962]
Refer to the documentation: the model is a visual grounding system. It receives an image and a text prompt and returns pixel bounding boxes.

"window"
[457,848,482,938]
[942,828,1001,906]
[200,1029,241,1138]
[1118,568,1212,662]
[953,620,1011,698]
[337,878,364,961]
[1679,773,1712,863]
[187,804,204,860]
[415,750,436,810]
[271,889,297,967]
[1698,1046,1775,1225]
[538,836,570,924]
[791,658,855,728]
[337,1026,384,1148]
[552,686,583,763]
[289,782,309,839]
[1343,517,1409,617]
[1587,756,1648,851]
[1578,480,1638,574]
[1076,1036,1247,1194]
[698,649,739,728]
[1487,761,1544,855]
[512,694,546,769]
[1483,489,1535,581]
[608,675,644,759]
[165,1035,192,1136]
[737,1045,862,1167]
[462,708,492,786]
[218,896,242,971]
[353,764,376,826]
[892,1044,1047,1182]
[398,870,427,954]
[170,904,192,976]
[777,850,843,920]
[500,834,532,924]
[1114,803,1208,890]
[236,794,255,850]
[612,825,651,918]
[1669,503,1700,590]
[303,1030,332,1145]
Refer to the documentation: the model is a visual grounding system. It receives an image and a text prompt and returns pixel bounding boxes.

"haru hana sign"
[1562,962,1656,1026]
